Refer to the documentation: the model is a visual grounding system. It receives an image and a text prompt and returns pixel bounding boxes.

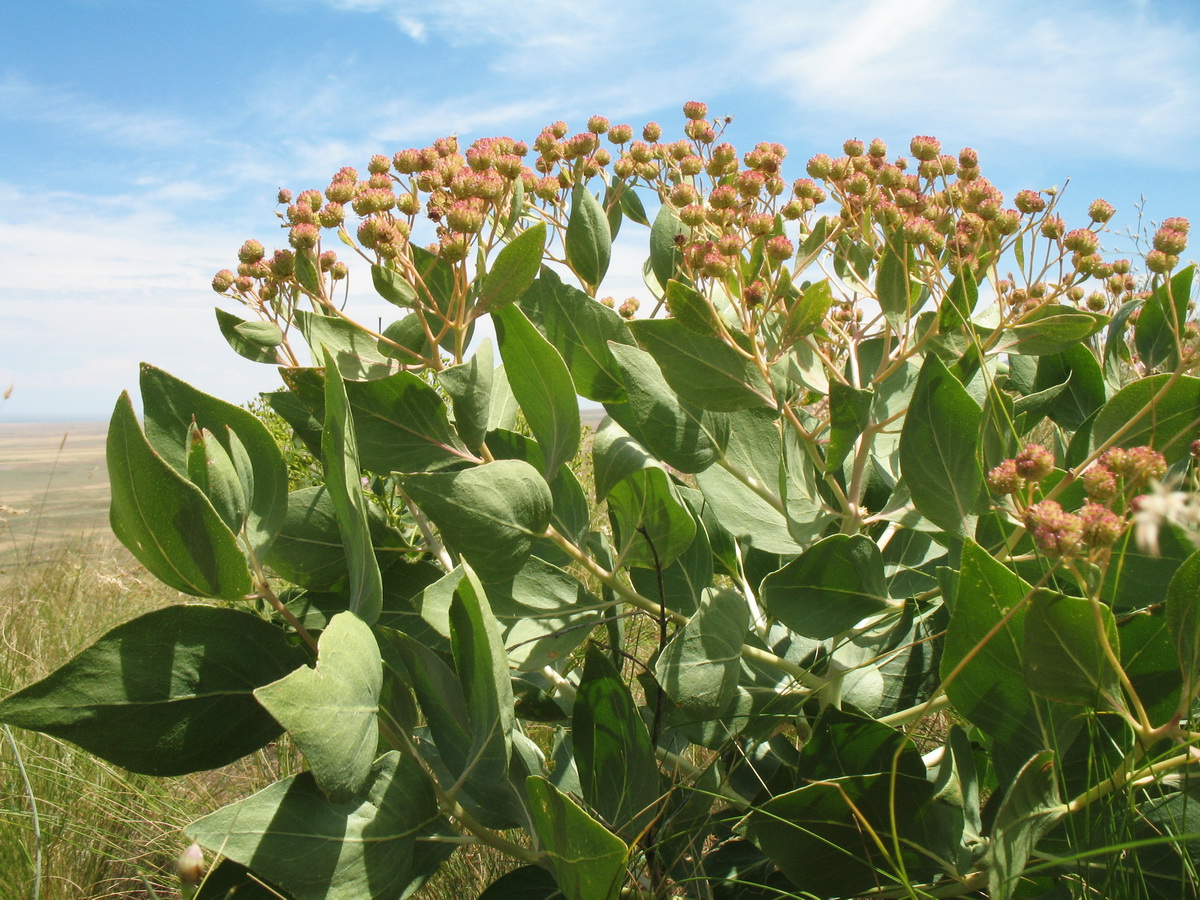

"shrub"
[4,104,1199,899]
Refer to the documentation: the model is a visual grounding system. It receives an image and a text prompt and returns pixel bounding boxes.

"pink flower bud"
[843,139,865,158]
[238,240,265,264]
[1080,503,1123,547]
[869,138,888,158]
[277,188,293,204]
[1014,190,1045,214]
[682,101,708,120]
[1040,216,1065,239]
[1063,228,1100,254]
[642,122,662,141]
[1015,443,1055,481]
[212,269,236,293]
[1082,464,1118,503]
[608,123,633,144]
[1088,198,1115,223]
[765,235,794,261]
[806,153,833,179]
[1154,227,1188,255]
[1146,249,1174,273]
[909,135,941,161]
[987,459,1024,495]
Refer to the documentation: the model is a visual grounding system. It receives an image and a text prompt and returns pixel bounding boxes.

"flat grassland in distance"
[0,422,112,569]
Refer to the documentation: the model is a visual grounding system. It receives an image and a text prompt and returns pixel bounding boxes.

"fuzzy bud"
[1014,190,1045,214]
[1154,227,1188,256]
[1015,443,1055,481]
[987,458,1024,495]
[1082,464,1118,503]
[1040,216,1065,239]
[618,296,641,318]
[642,122,662,141]
[1063,228,1100,254]
[608,123,633,144]
[909,135,941,161]
[682,101,708,120]
[438,231,470,262]
[276,188,293,205]
[765,235,794,261]
[869,138,888,158]
[1087,198,1115,223]
[1080,503,1124,547]
[238,239,265,264]
[806,153,833,179]
[212,269,236,293]
[1146,250,1175,274]
[268,249,295,278]
[1023,500,1084,557]
[587,115,610,134]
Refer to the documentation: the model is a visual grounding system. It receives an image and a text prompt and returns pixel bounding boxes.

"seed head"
[765,235,794,261]
[1014,190,1045,214]
[438,231,470,262]
[1040,216,1065,239]
[683,101,708,120]
[1082,464,1118,503]
[1063,228,1100,254]
[909,135,941,161]
[1080,503,1124,547]
[212,269,236,293]
[806,153,833,179]
[1086,198,1115,223]
[642,122,662,141]
[987,458,1024,495]
[619,296,641,318]
[679,154,703,176]
[1146,250,1175,274]
[237,239,265,265]
[1154,226,1188,256]
[679,204,707,227]
[1024,500,1084,557]
[868,138,888,158]
[607,123,633,144]
[745,213,774,237]
[1015,443,1055,481]
[843,139,865,158]
[319,203,346,228]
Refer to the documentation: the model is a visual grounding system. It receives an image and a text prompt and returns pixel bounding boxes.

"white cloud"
[0,74,197,149]
[734,0,1200,158]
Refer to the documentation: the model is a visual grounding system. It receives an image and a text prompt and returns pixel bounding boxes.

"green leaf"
[1023,590,1122,709]
[487,557,602,671]
[478,222,546,312]
[898,353,983,538]
[254,611,380,802]
[573,646,660,840]
[761,534,891,639]
[826,380,874,471]
[344,370,474,473]
[619,185,649,226]
[321,347,383,624]
[591,416,656,502]
[694,462,801,556]
[798,706,927,783]
[215,307,283,364]
[1004,304,1110,356]
[654,588,748,719]
[1092,373,1200,464]
[782,278,833,341]
[664,279,721,336]
[439,339,495,451]
[520,269,636,403]
[0,606,298,775]
[371,262,418,307]
[186,425,248,534]
[604,341,722,473]
[938,268,978,331]
[564,186,611,288]
[107,392,252,599]
[629,319,773,412]
[1167,547,1200,695]
[987,751,1065,900]
[746,773,937,897]
[494,304,580,479]
[295,309,398,380]
[450,567,515,786]
[1135,264,1195,368]
[140,363,288,557]
[649,203,688,288]
[295,248,320,294]
[525,775,627,900]
[187,752,452,900]
[876,237,915,326]
[264,486,408,591]
[478,865,562,899]
[607,466,696,570]
[942,542,1045,774]
[402,459,553,583]
[1033,344,1106,430]
[1120,613,1181,726]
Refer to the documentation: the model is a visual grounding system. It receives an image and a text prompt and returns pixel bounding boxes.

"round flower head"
[642,122,662,141]
[986,458,1024,495]
[1088,198,1115,223]
[212,269,236,293]
[1023,500,1084,557]
[238,239,265,264]
[909,135,941,161]
[682,101,708,121]
[1015,444,1055,481]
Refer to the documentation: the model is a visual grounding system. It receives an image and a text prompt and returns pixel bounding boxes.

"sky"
[1,0,1198,421]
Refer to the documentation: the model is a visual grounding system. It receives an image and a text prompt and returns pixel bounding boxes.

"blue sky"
[1,0,1198,421]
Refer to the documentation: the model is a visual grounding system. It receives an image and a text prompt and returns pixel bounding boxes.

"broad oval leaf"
[494,303,581,479]
[761,534,891,639]
[321,347,383,624]
[215,307,284,364]
[255,611,381,802]
[187,752,452,900]
[629,319,774,412]
[1004,304,1109,356]
[0,605,300,775]
[525,775,627,900]
[371,262,418,307]
[655,588,748,719]
[295,309,399,381]
[573,646,660,841]
[1167,547,1200,692]
[1091,373,1200,464]
[477,222,546,312]
[108,392,252,599]
[898,353,983,538]
[439,339,495,451]
[1023,590,1122,709]
[1135,264,1195,369]
[608,466,697,570]
[140,363,288,557]
[402,459,553,583]
[649,203,688,288]
[564,185,611,288]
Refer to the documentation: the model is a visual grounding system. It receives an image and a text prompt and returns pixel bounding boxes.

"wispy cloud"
[0,74,197,149]
[734,0,1200,158]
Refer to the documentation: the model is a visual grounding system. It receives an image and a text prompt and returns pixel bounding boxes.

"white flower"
[1132,481,1200,557]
